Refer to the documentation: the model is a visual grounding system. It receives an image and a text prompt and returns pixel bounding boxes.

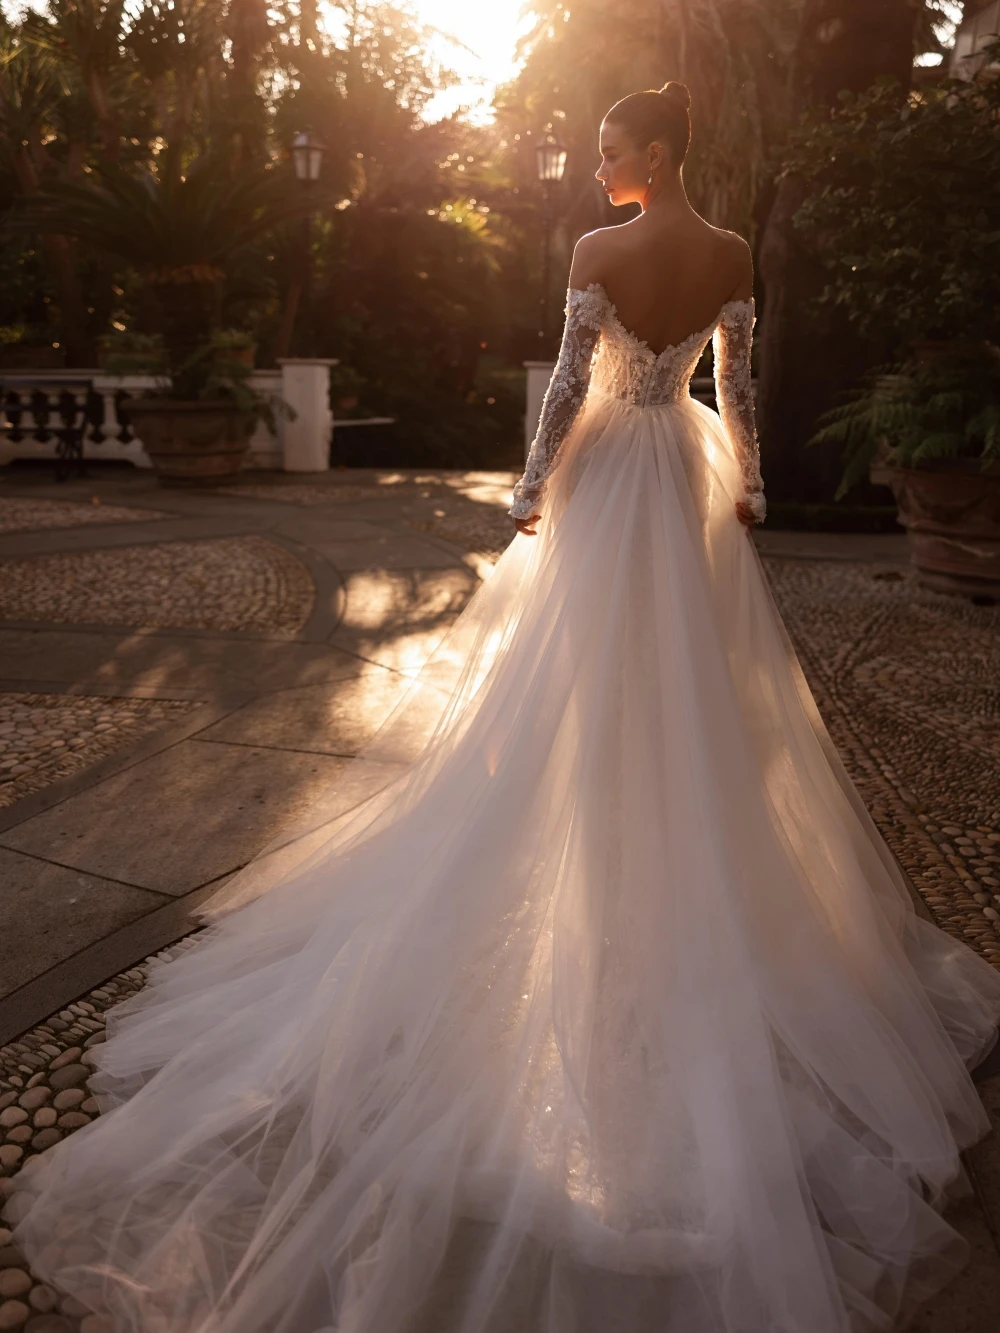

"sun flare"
[406,0,532,122]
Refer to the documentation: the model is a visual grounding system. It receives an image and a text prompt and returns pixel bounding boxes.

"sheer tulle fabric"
[9,385,1000,1333]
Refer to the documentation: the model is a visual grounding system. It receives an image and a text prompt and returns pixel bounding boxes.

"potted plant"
[27,154,318,483]
[102,331,292,485]
[810,344,1000,598]
[211,328,256,369]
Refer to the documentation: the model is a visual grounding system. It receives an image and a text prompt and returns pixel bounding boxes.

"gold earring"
[647,173,653,185]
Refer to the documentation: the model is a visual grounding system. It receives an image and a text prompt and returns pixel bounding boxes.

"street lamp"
[288,129,326,357]
[291,129,326,184]
[534,134,567,354]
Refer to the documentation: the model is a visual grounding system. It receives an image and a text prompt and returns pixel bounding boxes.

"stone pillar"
[278,358,338,472]
[523,360,556,461]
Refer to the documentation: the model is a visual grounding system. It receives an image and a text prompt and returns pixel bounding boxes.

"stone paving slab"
[0,631,367,696]
[198,675,415,756]
[0,739,354,898]
[0,847,166,997]
[328,567,480,672]
[308,533,469,571]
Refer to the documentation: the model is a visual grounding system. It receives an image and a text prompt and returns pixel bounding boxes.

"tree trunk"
[757,0,919,502]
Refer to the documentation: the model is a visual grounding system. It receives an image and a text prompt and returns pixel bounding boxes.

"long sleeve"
[508,286,604,521]
[712,299,765,523]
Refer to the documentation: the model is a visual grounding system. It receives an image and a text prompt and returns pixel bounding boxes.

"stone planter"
[122,398,254,486]
[881,461,1000,599]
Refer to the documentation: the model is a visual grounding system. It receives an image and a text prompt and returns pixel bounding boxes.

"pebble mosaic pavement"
[0,694,196,811]
[0,499,168,535]
[766,559,1000,962]
[0,505,998,1328]
[0,537,315,637]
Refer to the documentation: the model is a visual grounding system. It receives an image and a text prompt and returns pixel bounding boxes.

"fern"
[810,344,1000,497]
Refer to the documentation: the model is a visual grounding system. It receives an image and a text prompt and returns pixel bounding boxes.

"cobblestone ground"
[0,537,315,636]
[0,939,202,1333]
[0,498,167,534]
[0,529,997,1331]
[0,694,196,811]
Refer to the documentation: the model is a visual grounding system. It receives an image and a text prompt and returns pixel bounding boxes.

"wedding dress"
[7,282,1000,1333]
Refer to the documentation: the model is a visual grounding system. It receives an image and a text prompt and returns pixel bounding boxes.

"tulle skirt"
[7,386,1000,1333]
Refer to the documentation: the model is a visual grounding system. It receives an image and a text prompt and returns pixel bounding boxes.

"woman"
[8,82,1000,1333]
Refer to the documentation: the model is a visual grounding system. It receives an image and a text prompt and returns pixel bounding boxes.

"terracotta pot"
[882,461,1000,599]
[122,398,254,486]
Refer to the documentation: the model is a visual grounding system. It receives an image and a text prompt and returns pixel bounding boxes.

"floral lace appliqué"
[712,300,765,523]
[508,287,604,521]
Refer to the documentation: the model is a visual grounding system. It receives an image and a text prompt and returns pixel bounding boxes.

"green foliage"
[103,332,293,427]
[99,328,168,373]
[780,58,1000,350]
[209,327,255,351]
[809,345,1000,498]
[24,155,318,273]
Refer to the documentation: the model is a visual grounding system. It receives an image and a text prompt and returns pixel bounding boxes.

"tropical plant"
[102,330,292,431]
[809,344,1000,499]
[24,154,326,366]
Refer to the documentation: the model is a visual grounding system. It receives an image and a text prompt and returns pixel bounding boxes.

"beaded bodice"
[508,282,764,525]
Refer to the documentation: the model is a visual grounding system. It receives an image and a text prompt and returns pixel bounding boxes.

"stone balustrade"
[0,358,336,474]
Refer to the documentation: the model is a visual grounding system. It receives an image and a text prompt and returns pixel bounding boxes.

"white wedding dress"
[8,283,1000,1333]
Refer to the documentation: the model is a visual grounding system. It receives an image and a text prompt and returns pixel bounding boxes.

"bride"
[7,81,1000,1333]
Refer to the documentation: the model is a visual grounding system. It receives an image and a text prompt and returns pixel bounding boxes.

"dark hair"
[604,81,692,167]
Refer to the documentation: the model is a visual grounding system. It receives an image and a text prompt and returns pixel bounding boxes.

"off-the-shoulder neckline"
[568,281,753,361]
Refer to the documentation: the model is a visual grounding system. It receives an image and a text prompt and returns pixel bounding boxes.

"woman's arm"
[509,237,606,530]
[712,249,765,526]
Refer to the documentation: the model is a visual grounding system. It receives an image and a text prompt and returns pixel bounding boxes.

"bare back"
[569,212,751,356]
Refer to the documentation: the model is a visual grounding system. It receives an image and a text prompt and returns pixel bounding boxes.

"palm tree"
[27,154,328,368]
[21,0,128,165]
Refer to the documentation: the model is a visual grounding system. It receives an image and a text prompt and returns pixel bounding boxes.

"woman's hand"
[735,501,758,533]
[512,513,541,537]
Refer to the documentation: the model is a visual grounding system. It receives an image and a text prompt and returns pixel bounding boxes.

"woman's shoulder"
[707,225,752,271]
[568,227,621,289]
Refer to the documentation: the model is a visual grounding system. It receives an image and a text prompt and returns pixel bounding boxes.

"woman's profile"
[7,80,1000,1333]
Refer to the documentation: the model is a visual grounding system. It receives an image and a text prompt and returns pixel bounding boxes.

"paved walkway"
[0,465,997,1332]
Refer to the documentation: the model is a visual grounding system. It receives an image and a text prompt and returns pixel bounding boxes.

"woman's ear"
[648,140,667,174]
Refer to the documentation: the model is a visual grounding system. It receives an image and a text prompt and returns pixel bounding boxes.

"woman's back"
[573,212,750,356]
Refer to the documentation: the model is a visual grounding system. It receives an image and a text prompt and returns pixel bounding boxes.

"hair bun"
[659,81,691,110]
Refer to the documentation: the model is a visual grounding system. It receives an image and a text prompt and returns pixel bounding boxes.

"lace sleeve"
[508,286,605,521]
[712,299,765,523]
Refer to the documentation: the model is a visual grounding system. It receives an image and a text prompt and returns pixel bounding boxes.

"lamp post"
[534,134,567,355]
[289,128,326,356]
